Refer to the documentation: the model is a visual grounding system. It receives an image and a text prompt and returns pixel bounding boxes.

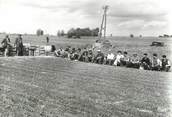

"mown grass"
[0,34,171,116]
[0,57,172,117]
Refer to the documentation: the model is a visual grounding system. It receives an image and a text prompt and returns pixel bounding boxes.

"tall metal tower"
[99,5,109,40]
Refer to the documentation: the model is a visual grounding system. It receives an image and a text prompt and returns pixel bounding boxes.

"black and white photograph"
[0,0,172,116]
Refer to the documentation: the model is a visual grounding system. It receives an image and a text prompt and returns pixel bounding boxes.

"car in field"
[150,41,164,47]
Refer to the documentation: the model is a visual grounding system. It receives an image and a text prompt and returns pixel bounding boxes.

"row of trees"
[37,28,99,38]
[159,34,172,38]
[57,30,65,37]
[67,28,99,38]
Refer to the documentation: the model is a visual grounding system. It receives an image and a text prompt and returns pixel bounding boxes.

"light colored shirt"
[152,58,162,67]
[107,53,115,60]
[114,54,124,65]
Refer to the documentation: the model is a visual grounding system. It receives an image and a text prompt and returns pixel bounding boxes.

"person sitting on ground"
[63,47,70,58]
[93,50,104,64]
[151,53,162,71]
[54,47,64,57]
[114,51,124,66]
[161,55,171,72]
[69,48,76,60]
[140,53,151,70]
[80,48,89,62]
[127,53,140,68]
[73,48,82,61]
[87,49,94,62]
[1,35,11,56]
[106,50,115,65]
[120,51,130,66]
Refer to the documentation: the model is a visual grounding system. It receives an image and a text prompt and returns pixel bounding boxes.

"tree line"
[57,28,99,38]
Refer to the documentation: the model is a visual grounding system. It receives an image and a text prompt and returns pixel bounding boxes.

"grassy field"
[0,34,172,116]
[0,34,171,61]
[0,57,172,117]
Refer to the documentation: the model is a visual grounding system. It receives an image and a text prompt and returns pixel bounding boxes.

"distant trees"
[159,34,172,38]
[67,27,99,38]
[36,29,44,36]
[57,30,65,37]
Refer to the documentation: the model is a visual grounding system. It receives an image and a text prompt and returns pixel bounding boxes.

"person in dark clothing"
[81,48,89,62]
[141,53,151,70]
[120,51,130,66]
[87,49,94,62]
[1,35,11,56]
[69,48,76,60]
[73,48,82,61]
[15,34,24,56]
[161,55,171,72]
[46,37,50,43]
[93,50,104,64]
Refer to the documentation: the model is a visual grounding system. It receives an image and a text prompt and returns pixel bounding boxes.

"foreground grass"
[0,57,171,117]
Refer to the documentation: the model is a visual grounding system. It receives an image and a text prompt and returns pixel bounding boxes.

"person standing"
[1,35,11,56]
[46,36,50,43]
[15,34,24,56]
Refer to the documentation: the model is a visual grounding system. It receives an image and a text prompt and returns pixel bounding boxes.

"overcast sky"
[0,0,171,36]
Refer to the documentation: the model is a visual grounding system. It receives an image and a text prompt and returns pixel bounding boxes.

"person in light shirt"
[114,51,124,66]
[127,53,140,68]
[106,51,115,65]
[151,53,162,71]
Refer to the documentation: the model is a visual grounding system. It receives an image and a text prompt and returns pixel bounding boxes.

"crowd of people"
[55,47,171,72]
[0,34,171,72]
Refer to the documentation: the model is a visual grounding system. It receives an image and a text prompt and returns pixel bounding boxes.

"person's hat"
[124,51,128,54]
[144,53,148,55]
[97,50,101,52]
[117,50,122,53]
[162,55,166,58]
[153,53,157,56]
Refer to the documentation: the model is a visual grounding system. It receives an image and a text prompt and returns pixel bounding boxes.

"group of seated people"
[55,47,171,72]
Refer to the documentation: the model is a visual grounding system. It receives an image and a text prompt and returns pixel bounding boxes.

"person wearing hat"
[1,35,11,56]
[93,50,104,64]
[114,51,124,66]
[141,53,151,70]
[73,48,82,61]
[151,53,162,71]
[87,48,94,62]
[161,55,171,72]
[127,53,140,68]
[120,51,130,66]
[80,48,88,62]
[15,34,24,56]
